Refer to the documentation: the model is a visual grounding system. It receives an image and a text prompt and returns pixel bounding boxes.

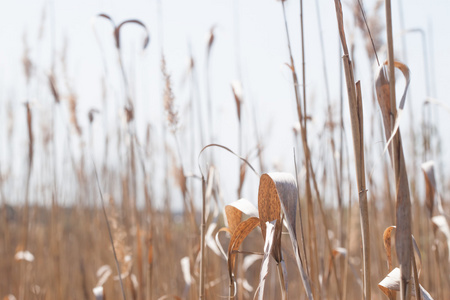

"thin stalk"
[300,0,307,131]
[93,161,127,300]
[339,39,344,209]
[277,262,287,300]
[411,243,421,300]
[343,193,352,299]
[22,102,34,259]
[308,160,342,300]
[293,149,309,275]
[134,134,153,300]
[199,177,207,299]
[205,29,215,145]
[174,134,196,229]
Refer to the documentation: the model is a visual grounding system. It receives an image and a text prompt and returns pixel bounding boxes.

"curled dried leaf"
[115,20,150,50]
[379,268,434,300]
[383,225,397,300]
[96,13,116,27]
[206,223,222,257]
[383,226,422,274]
[95,265,112,287]
[180,257,192,286]
[216,227,232,260]
[376,59,413,296]
[375,61,410,154]
[431,215,450,262]
[257,173,312,299]
[227,217,260,291]
[383,226,396,272]
[421,161,446,216]
[228,198,259,218]
[94,14,149,51]
[225,205,242,234]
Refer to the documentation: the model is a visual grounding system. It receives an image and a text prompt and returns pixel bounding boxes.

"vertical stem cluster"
[281,2,344,298]
[333,1,371,299]
[280,2,318,297]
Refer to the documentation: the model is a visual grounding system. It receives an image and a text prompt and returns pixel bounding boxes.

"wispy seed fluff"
[161,55,179,132]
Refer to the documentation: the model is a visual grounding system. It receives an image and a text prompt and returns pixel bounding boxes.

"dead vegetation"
[1,1,449,300]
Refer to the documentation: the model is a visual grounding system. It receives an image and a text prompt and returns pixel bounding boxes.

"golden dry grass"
[1,1,450,300]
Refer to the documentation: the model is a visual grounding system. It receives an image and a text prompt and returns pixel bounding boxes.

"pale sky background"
[0,0,449,210]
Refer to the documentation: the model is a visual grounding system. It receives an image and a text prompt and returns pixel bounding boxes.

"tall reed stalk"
[385,1,412,299]
[333,1,371,299]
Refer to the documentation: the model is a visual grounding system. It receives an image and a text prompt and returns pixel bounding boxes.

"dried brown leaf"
[258,173,312,299]
[422,161,436,217]
[228,198,259,218]
[383,226,422,274]
[431,215,450,261]
[258,174,282,263]
[376,61,410,154]
[97,13,116,27]
[383,226,396,273]
[379,268,433,300]
[227,217,260,289]
[215,227,232,260]
[225,206,243,234]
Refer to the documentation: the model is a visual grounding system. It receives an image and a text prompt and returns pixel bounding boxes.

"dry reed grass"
[1,1,449,300]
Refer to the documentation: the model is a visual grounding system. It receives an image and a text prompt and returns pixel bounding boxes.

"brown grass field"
[1,0,449,299]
